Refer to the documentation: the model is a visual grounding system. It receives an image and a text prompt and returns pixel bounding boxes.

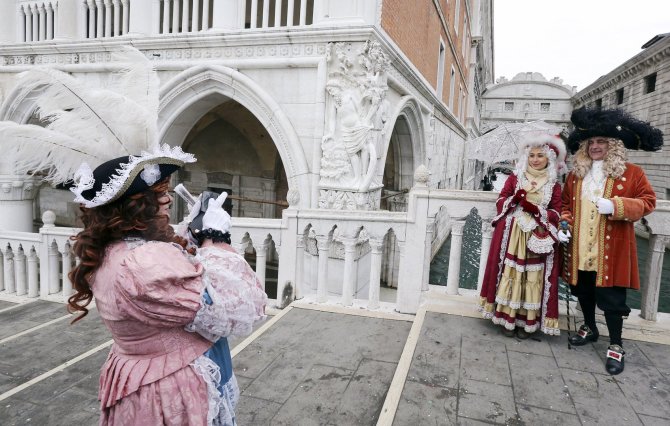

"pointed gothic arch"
[379,96,426,209]
[158,65,311,208]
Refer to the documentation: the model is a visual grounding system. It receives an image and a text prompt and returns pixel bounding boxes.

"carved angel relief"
[319,41,390,210]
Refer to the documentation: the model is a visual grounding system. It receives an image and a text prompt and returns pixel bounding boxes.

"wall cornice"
[573,42,670,103]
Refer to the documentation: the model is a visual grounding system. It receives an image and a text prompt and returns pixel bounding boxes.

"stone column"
[128,0,153,35]
[46,3,54,40]
[15,246,27,296]
[28,247,39,297]
[191,0,200,31]
[254,242,268,292]
[249,0,258,29]
[38,3,46,41]
[24,6,32,41]
[31,4,39,41]
[113,0,121,36]
[341,237,357,306]
[446,221,466,295]
[121,0,129,34]
[62,243,73,300]
[172,0,181,33]
[87,0,95,38]
[315,235,330,303]
[0,176,39,232]
[202,0,211,29]
[477,221,494,292]
[274,0,283,27]
[3,246,15,293]
[79,0,88,38]
[212,0,245,30]
[95,0,104,38]
[181,0,191,31]
[16,4,26,42]
[641,234,670,321]
[367,238,383,309]
[295,237,305,298]
[104,0,112,37]
[162,0,171,34]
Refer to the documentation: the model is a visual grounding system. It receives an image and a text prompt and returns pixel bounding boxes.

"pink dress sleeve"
[185,246,268,341]
[117,241,205,328]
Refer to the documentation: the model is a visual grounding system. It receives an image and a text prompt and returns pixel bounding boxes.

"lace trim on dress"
[503,257,544,272]
[185,247,267,342]
[191,355,240,426]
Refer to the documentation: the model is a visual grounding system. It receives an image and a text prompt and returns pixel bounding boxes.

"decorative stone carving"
[317,187,381,211]
[1,44,327,67]
[414,164,430,187]
[286,188,301,207]
[0,177,40,201]
[320,40,390,200]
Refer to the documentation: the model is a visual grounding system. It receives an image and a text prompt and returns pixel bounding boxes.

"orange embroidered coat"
[560,163,656,289]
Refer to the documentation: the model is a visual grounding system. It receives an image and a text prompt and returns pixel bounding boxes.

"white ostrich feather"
[20,67,154,156]
[0,47,161,185]
[0,121,100,184]
[111,47,160,112]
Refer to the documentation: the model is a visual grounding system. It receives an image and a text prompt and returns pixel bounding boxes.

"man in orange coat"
[559,107,662,375]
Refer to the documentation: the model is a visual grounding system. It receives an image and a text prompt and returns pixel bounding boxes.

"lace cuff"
[185,247,267,341]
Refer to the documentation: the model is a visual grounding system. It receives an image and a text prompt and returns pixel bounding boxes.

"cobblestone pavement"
[0,299,668,425]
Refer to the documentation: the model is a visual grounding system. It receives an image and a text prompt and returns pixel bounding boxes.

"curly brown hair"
[67,178,188,323]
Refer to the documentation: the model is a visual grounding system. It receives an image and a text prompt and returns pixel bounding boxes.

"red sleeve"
[546,182,562,225]
[561,172,575,227]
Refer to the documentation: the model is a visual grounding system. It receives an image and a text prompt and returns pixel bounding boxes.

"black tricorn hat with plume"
[567,107,664,153]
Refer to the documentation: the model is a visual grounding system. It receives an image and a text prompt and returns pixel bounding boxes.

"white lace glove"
[596,197,614,215]
[202,192,231,234]
[557,229,571,244]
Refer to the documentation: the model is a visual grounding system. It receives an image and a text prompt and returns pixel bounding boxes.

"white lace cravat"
[582,160,606,202]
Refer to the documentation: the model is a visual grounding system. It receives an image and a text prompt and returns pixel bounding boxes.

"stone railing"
[1,190,669,321]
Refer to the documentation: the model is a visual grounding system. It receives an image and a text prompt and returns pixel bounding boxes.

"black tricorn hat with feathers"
[567,107,664,153]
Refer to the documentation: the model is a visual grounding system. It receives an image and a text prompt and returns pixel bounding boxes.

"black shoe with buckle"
[568,325,599,346]
[606,345,625,375]
[502,327,515,338]
[516,328,531,340]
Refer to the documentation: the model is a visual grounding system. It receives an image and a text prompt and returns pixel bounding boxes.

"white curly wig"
[571,138,628,179]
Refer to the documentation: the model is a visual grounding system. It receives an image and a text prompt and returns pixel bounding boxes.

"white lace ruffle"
[191,355,240,426]
[185,247,267,341]
[503,257,544,272]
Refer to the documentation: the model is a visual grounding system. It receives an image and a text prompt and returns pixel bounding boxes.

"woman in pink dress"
[67,146,267,425]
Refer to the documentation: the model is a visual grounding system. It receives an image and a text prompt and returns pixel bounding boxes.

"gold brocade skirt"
[482,221,545,332]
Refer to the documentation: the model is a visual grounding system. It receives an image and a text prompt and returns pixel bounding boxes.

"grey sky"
[493,0,670,91]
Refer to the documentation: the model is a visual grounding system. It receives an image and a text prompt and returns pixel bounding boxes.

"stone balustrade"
[1,190,668,322]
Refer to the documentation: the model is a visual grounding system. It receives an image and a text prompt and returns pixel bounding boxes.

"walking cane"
[560,220,575,349]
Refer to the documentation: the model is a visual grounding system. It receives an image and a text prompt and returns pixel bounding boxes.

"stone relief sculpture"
[319,41,390,210]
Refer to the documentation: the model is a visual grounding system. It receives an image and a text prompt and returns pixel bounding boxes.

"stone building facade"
[481,71,576,131]
[573,33,670,200]
[0,0,494,230]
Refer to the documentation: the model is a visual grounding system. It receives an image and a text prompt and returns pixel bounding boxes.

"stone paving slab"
[0,300,18,310]
[0,300,68,339]
[0,307,110,391]
[396,312,670,425]
[234,307,412,425]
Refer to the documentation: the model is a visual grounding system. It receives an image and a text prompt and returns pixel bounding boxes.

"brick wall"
[381,0,469,118]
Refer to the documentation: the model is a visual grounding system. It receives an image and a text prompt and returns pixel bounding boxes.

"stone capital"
[0,176,40,201]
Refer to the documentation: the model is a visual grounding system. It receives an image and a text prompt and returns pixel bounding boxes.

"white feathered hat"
[0,46,196,207]
[516,132,567,176]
